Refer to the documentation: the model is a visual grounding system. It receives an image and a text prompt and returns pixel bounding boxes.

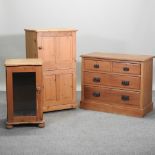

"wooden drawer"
[112,62,141,75]
[103,74,141,90]
[84,59,111,72]
[84,86,140,107]
[84,72,102,86]
[84,86,103,101]
[84,72,141,90]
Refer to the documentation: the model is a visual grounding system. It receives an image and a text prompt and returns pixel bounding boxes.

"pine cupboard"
[80,52,154,117]
[5,59,45,128]
[25,29,77,112]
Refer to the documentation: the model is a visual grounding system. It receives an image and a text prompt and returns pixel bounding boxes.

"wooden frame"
[5,59,45,128]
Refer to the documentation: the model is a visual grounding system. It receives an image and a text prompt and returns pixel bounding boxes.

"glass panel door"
[13,72,36,116]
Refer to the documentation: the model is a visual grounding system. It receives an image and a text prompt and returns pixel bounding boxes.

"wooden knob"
[38,46,42,50]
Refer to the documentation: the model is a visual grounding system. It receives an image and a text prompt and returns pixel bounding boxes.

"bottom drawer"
[84,86,140,107]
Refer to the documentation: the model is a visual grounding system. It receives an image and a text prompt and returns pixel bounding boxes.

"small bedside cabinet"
[80,52,154,117]
[5,59,45,128]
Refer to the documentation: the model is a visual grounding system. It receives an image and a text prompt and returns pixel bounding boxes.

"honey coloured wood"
[80,52,154,117]
[25,29,77,112]
[5,59,45,128]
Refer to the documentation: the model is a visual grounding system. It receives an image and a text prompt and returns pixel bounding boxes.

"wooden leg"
[6,124,13,129]
[38,122,45,128]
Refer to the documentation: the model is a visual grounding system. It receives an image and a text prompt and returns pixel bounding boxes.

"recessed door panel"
[56,36,73,66]
[44,74,57,104]
[59,73,73,101]
[39,37,55,70]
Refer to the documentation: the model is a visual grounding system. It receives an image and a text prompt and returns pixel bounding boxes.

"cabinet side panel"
[36,66,43,121]
[140,60,153,108]
[6,68,14,122]
[72,32,76,63]
[25,31,38,58]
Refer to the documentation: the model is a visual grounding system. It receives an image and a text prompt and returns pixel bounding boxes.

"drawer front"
[103,74,140,90]
[84,59,111,72]
[84,72,102,85]
[84,87,103,100]
[84,86,140,107]
[112,62,141,75]
[84,72,140,90]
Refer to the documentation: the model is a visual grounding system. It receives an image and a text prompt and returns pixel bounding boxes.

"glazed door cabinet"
[25,29,77,112]
[5,59,45,128]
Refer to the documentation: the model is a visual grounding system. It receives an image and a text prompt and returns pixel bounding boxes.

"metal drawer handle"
[93,92,100,97]
[121,95,129,101]
[94,64,99,68]
[122,80,129,86]
[93,77,101,83]
[123,67,129,71]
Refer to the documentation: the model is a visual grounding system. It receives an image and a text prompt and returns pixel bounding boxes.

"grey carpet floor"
[0,91,155,155]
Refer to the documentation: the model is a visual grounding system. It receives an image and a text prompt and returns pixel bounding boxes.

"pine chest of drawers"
[80,52,154,117]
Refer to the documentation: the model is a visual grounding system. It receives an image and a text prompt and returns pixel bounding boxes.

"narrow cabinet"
[5,59,45,128]
[25,29,77,112]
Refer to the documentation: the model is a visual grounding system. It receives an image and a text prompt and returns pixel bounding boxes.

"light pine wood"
[5,60,44,128]
[38,37,56,70]
[84,86,140,107]
[25,29,77,112]
[80,101,153,117]
[25,31,38,58]
[140,59,153,108]
[25,28,77,32]
[81,52,153,62]
[112,62,141,75]
[44,74,57,105]
[5,59,42,66]
[81,52,154,117]
[84,59,111,72]
[84,72,141,90]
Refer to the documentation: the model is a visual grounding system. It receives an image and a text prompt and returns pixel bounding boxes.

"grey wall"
[0,0,155,91]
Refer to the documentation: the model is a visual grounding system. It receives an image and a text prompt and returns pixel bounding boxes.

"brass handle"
[93,77,100,83]
[123,67,129,71]
[93,92,100,97]
[94,64,99,68]
[122,80,129,86]
[121,95,129,101]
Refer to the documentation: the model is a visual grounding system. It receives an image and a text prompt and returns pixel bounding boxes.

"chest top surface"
[25,28,77,32]
[81,52,154,62]
[5,58,42,67]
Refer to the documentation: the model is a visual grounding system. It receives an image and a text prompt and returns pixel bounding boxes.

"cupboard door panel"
[39,37,55,70]
[56,36,73,68]
[44,74,57,104]
[59,73,74,101]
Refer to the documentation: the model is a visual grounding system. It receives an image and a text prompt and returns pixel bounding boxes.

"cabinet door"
[6,66,43,122]
[44,74,57,105]
[56,36,73,68]
[58,72,75,103]
[38,37,55,70]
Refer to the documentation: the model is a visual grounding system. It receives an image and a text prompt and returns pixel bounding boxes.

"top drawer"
[112,62,141,75]
[84,59,111,72]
